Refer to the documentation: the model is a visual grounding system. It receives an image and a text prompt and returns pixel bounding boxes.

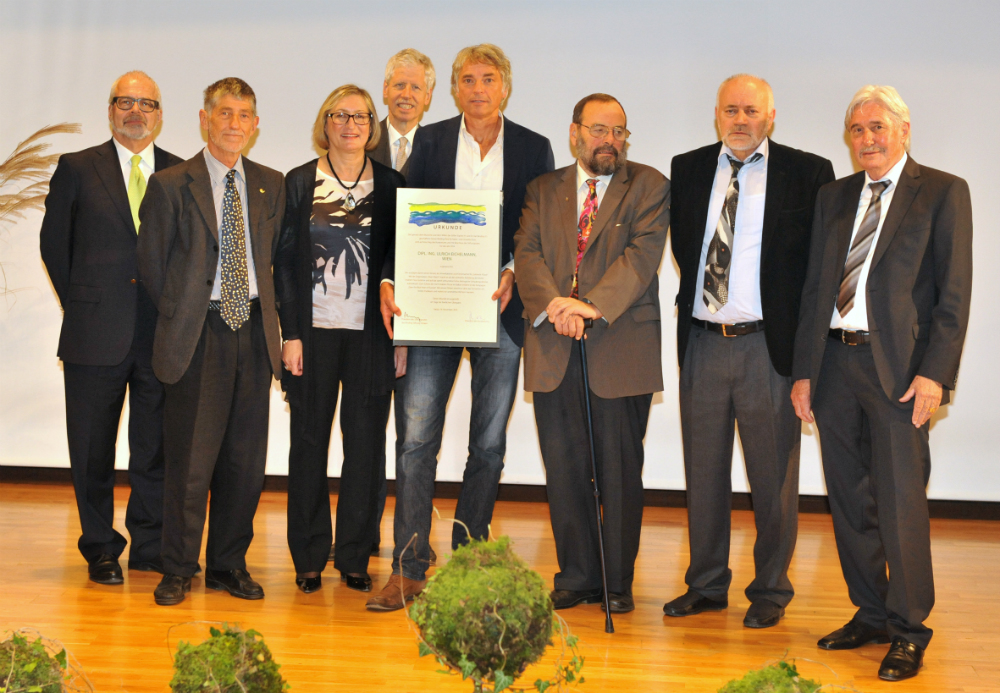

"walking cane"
[577,318,615,633]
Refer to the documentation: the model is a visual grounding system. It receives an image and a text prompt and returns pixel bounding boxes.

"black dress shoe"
[662,590,727,617]
[878,637,924,681]
[340,572,373,592]
[600,592,635,613]
[205,568,264,600]
[88,553,124,585]
[128,559,163,573]
[744,599,785,628]
[295,575,322,593]
[550,588,603,610]
[817,620,890,650]
[154,574,191,605]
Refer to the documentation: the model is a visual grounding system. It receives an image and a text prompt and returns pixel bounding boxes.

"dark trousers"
[63,342,164,563]
[286,328,391,575]
[678,326,801,606]
[534,343,652,594]
[160,306,271,577]
[813,340,934,648]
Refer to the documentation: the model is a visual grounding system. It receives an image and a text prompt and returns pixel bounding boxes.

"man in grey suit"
[792,85,972,681]
[137,77,285,606]
[370,48,435,179]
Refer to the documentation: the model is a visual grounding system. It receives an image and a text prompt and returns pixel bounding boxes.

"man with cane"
[515,94,669,615]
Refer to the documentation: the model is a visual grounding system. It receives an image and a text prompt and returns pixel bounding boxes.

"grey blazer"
[369,117,412,180]
[136,153,286,384]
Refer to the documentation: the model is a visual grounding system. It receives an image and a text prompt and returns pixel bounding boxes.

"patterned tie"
[572,179,599,299]
[395,137,409,171]
[703,153,762,313]
[220,169,251,331]
[837,181,890,316]
[127,154,146,232]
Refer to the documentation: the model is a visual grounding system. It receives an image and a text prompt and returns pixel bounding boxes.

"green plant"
[718,660,821,693]
[409,536,584,692]
[0,629,92,693]
[170,625,288,693]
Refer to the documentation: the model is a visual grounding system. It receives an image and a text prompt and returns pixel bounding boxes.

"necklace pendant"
[344,192,356,211]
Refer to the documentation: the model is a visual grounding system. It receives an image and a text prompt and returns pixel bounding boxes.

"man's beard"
[112,117,151,141]
[578,141,627,176]
[723,127,765,154]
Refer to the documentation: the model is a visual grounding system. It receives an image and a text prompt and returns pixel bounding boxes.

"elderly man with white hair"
[791,85,973,681]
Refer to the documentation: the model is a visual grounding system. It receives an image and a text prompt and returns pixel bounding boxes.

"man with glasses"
[41,71,183,584]
[514,93,669,612]
[664,74,834,627]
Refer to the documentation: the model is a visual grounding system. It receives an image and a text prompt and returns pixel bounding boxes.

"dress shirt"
[203,148,259,300]
[576,163,613,215]
[111,137,154,189]
[693,138,768,323]
[830,153,908,331]
[386,121,417,170]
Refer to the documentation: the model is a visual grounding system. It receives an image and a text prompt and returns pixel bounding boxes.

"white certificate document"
[393,189,502,347]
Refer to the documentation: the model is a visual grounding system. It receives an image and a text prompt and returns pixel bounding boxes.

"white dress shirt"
[386,120,417,170]
[576,163,613,215]
[111,137,154,189]
[830,153,909,331]
[203,148,259,300]
[694,138,768,323]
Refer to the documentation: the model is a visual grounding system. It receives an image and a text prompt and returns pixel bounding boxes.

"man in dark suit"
[368,44,554,611]
[136,77,285,606]
[515,94,669,613]
[666,74,835,627]
[40,71,183,585]
[792,85,972,681]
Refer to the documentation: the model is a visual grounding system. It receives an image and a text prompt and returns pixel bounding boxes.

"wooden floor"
[1,483,998,692]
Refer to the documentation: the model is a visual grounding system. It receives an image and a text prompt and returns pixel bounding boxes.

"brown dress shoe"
[365,573,426,611]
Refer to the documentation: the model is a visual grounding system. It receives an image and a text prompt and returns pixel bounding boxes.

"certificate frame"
[392,188,503,347]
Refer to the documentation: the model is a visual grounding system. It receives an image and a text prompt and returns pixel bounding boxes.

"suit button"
[206,280,212,286]
[214,245,219,252]
[130,278,137,284]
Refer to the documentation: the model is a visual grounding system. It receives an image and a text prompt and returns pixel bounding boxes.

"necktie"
[220,169,251,331]
[837,180,890,316]
[572,179,599,299]
[395,137,409,171]
[127,154,146,233]
[703,153,762,313]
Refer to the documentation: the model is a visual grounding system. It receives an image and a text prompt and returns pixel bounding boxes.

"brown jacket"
[514,161,670,398]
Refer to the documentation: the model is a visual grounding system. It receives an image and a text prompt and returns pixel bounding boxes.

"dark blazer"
[136,152,286,384]
[40,138,183,366]
[671,139,835,377]
[515,161,670,398]
[792,156,973,405]
[369,118,412,179]
[395,113,555,347]
[274,157,403,440]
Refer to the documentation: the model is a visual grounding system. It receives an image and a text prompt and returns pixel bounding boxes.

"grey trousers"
[678,325,800,606]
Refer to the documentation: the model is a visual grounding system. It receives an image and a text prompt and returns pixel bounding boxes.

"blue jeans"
[391,324,521,581]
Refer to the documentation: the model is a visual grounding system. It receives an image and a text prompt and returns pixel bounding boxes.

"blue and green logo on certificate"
[408,202,487,227]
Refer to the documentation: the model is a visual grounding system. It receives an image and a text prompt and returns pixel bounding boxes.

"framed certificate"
[393,189,503,347]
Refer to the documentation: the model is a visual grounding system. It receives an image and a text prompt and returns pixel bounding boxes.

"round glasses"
[327,111,373,126]
[110,96,160,113]
[579,123,630,141]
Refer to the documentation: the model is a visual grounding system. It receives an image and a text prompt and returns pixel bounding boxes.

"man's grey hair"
[203,77,257,116]
[717,73,774,113]
[109,70,161,105]
[844,85,911,152]
[384,48,436,94]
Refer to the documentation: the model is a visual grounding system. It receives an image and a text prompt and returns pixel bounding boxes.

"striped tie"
[837,181,890,316]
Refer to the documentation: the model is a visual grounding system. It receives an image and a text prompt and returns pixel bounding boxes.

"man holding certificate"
[369,43,554,611]
[514,94,669,613]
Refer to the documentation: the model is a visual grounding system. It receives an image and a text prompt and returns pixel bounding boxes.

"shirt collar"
[575,162,614,191]
[460,112,505,149]
[386,120,418,147]
[864,152,908,190]
[720,136,769,168]
[112,137,155,170]
[203,147,245,185]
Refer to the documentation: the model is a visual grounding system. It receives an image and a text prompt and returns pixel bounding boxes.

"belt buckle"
[721,324,735,338]
[841,330,849,344]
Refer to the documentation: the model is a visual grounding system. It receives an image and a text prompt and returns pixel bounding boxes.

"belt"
[691,318,764,337]
[829,328,869,345]
[208,297,260,312]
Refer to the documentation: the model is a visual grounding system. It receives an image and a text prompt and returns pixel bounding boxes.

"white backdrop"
[1,0,997,500]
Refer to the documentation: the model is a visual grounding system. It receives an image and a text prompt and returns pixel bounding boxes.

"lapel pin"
[259,188,265,193]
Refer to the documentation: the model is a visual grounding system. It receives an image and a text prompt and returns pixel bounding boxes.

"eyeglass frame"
[110,96,160,113]
[578,122,630,141]
[326,111,374,126]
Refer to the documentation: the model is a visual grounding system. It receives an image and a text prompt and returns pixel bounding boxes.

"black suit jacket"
[793,156,973,405]
[369,118,412,179]
[671,139,835,376]
[395,113,555,347]
[40,139,183,366]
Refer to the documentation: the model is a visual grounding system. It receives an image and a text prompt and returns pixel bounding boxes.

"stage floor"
[1,483,997,692]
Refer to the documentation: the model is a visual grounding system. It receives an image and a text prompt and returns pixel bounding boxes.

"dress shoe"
[88,554,123,585]
[154,574,191,606]
[600,592,635,613]
[205,568,264,600]
[550,588,603,610]
[365,574,426,611]
[817,620,890,650]
[295,575,322,594]
[878,637,924,681]
[663,590,727,617]
[744,599,785,628]
[340,572,373,592]
[128,559,163,573]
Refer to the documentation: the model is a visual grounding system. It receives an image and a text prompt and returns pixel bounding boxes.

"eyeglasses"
[110,96,160,113]
[327,111,373,126]
[579,123,630,141]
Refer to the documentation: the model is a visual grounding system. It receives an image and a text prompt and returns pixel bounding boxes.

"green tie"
[127,154,146,232]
